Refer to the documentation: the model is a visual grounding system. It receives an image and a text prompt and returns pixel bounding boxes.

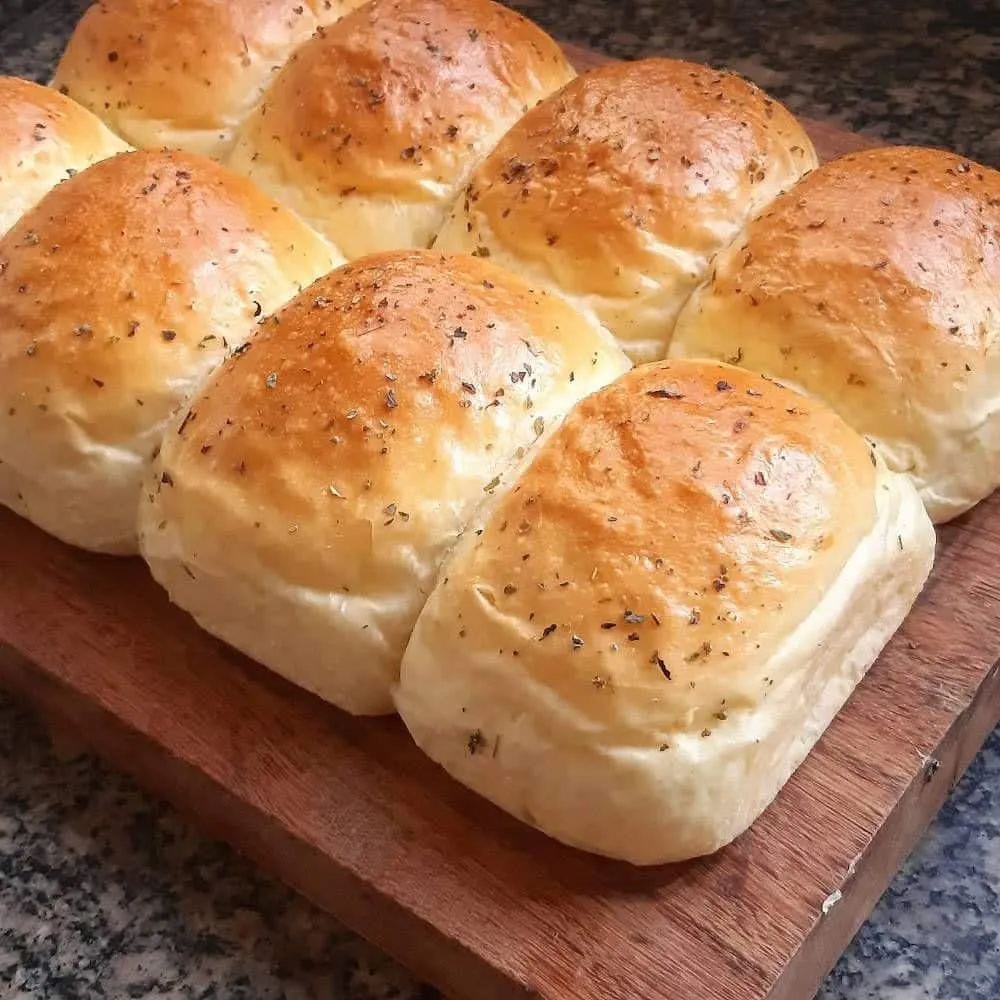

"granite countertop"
[1,1,999,998]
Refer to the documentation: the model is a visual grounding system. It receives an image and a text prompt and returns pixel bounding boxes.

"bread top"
[422,360,878,734]
[432,58,816,352]
[151,250,629,593]
[228,0,574,206]
[0,75,129,233]
[52,0,365,157]
[0,148,339,444]
[669,146,1000,510]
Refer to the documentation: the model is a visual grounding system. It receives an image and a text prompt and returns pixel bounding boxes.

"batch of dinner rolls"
[0,0,996,865]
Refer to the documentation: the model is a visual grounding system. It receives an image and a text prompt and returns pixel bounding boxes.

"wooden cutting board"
[1,44,996,1000]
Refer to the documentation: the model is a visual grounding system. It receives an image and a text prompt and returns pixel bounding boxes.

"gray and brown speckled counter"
[0,1,998,998]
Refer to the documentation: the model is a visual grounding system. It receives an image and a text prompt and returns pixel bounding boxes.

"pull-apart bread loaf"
[433,58,818,363]
[0,76,128,235]
[52,0,367,159]
[670,147,1000,523]
[0,149,340,554]
[138,250,629,716]
[395,360,935,865]
[225,0,575,258]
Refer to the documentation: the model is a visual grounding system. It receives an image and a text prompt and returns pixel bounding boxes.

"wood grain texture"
[0,46,989,1000]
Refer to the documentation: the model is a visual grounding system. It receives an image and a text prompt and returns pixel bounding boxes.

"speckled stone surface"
[1,688,998,1000]
[2,0,997,165]
[0,694,431,1000]
[0,0,47,28]
[0,1,999,998]
[511,0,1000,166]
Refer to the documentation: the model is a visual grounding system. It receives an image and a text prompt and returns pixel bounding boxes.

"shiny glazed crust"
[670,146,1000,522]
[225,0,575,257]
[138,250,630,715]
[434,58,818,362]
[0,149,340,553]
[52,0,366,158]
[395,360,936,864]
[0,75,129,234]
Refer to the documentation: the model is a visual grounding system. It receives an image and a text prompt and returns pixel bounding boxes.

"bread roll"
[0,149,340,554]
[139,250,630,716]
[432,58,818,363]
[225,0,575,258]
[395,360,935,865]
[0,75,128,235]
[52,0,366,158]
[669,146,1000,523]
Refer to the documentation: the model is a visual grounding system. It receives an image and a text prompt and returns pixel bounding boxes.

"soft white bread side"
[0,75,129,234]
[52,0,366,158]
[395,360,935,865]
[669,147,1000,523]
[0,149,340,554]
[138,250,630,716]
[225,0,575,258]
[432,58,818,363]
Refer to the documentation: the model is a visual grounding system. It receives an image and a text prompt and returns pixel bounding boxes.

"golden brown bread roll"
[669,146,1000,523]
[395,359,935,865]
[52,0,366,158]
[138,250,630,715]
[0,149,340,554]
[225,0,575,258]
[433,58,818,363]
[0,75,129,234]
